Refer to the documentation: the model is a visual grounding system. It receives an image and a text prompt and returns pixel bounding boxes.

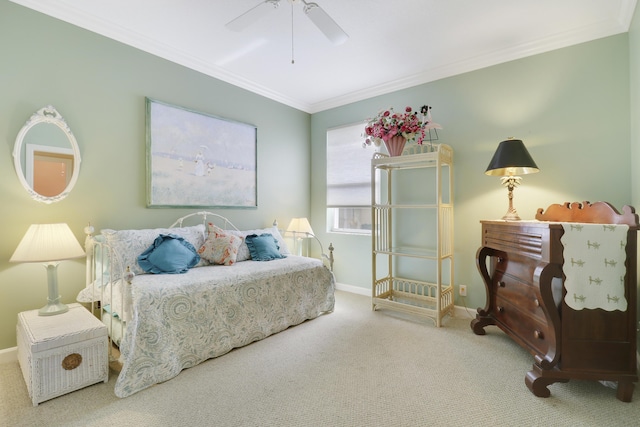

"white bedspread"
[115,256,335,397]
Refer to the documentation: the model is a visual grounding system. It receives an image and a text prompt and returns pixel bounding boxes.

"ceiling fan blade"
[302,1,348,45]
[226,0,280,32]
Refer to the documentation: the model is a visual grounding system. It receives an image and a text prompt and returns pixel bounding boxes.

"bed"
[78,212,335,398]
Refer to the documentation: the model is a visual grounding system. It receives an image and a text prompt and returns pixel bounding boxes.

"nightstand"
[17,303,109,406]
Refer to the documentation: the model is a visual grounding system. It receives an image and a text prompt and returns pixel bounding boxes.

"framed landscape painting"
[146,98,257,208]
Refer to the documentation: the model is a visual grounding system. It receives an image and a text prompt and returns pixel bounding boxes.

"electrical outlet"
[459,285,467,297]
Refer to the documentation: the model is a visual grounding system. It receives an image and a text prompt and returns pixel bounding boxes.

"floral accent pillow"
[198,224,243,266]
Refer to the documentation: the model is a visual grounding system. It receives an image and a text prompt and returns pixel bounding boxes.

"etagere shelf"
[371,143,454,326]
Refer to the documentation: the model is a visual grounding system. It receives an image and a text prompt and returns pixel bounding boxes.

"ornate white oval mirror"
[13,106,81,203]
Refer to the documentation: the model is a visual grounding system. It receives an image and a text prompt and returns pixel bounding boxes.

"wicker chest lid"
[18,303,107,352]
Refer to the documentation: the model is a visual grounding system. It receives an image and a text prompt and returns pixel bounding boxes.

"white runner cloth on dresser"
[560,222,628,311]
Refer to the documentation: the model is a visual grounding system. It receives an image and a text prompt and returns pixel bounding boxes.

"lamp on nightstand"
[10,223,85,316]
[286,217,314,256]
[486,138,539,221]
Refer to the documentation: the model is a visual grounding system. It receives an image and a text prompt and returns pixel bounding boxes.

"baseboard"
[0,346,17,364]
[335,282,369,296]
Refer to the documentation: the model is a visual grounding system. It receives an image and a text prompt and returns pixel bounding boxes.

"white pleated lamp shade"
[286,218,314,237]
[10,223,85,263]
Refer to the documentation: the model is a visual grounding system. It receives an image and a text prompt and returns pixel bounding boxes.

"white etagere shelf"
[371,143,454,327]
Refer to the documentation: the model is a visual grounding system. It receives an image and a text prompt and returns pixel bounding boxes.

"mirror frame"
[12,105,81,203]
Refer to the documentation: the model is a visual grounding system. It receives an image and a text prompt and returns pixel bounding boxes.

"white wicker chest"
[17,303,109,406]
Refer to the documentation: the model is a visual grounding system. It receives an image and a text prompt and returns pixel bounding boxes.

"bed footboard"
[83,224,132,361]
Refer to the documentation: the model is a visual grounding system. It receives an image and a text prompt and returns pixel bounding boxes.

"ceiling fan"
[226,0,349,46]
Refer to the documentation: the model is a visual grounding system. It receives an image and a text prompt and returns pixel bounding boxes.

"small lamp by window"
[485,138,539,221]
[10,223,85,316]
[286,218,314,256]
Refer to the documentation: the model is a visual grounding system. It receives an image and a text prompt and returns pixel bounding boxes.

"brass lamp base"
[502,177,522,221]
[502,207,521,221]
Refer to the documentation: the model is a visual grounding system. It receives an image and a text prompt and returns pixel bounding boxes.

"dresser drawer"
[491,252,549,355]
[495,294,550,356]
[492,255,546,323]
[493,251,535,282]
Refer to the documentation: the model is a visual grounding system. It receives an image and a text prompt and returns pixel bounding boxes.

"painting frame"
[146,98,257,208]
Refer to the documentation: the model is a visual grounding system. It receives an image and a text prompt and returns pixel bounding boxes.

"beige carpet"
[1,290,639,426]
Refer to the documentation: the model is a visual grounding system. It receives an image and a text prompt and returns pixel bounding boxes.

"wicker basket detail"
[62,353,83,370]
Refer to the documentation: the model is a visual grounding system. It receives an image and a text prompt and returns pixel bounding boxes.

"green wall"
[0,2,311,349]
[632,1,640,209]
[311,33,633,312]
[630,5,640,318]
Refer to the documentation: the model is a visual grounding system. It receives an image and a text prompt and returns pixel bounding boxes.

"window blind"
[326,123,372,207]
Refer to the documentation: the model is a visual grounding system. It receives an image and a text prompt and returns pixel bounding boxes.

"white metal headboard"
[169,211,240,231]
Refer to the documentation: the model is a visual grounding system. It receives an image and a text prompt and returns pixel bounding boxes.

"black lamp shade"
[485,139,539,176]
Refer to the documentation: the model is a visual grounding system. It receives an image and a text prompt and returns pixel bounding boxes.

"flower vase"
[384,136,406,157]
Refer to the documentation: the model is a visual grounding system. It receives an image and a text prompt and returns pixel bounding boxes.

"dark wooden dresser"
[471,201,638,402]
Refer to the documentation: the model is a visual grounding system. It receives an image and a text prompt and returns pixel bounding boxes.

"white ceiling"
[10,0,638,113]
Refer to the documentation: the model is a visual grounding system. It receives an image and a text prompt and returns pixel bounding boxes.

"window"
[326,123,375,234]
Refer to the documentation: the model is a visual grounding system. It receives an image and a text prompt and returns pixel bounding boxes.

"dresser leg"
[525,369,552,398]
[616,381,634,402]
[525,364,569,398]
[470,315,495,335]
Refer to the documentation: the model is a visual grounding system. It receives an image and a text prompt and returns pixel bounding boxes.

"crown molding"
[10,0,638,114]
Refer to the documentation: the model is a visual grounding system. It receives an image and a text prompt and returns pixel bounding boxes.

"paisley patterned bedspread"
[114,256,335,397]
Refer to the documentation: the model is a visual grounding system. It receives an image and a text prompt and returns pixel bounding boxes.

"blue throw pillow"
[137,234,201,274]
[245,233,286,261]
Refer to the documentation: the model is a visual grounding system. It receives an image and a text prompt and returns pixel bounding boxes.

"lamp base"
[502,208,521,221]
[501,179,522,221]
[294,237,303,256]
[39,301,69,316]
[39,262,68,316]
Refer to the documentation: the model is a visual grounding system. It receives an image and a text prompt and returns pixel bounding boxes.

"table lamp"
[485,138,539,221]
[286,217,314,256]
[10,223,85,316]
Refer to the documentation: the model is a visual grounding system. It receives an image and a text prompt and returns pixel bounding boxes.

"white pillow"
[101,224,206,279]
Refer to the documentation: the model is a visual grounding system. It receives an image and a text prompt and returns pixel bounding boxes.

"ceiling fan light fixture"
[302,1,348,45]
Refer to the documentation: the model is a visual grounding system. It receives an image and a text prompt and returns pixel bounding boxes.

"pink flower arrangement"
[363,105,441,147]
